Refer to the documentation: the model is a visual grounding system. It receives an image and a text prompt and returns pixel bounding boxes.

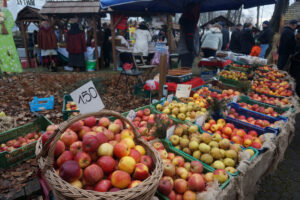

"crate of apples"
[238,102,281,117]
[252,82,292,97]
[219,70,248,80]
[42,116,157,192]
[66,101,78,111]
[248,92,291,107]
[194,87,240,100]
[202,119,264,149]
[153,142,229,200]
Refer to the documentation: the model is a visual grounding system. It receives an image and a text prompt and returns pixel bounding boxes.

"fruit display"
[126,108,174,141]
[66,101,78,111]
[0,131,43,152]
[219,70,248,80]
[194,87,240,100]
[155,100,206,122]
[248,92,291,107]
[255,70,286,81]
[202,119,263,149]
[168,123,254,173]
[231,63,251,69]
[154,142,229,199]
[257,65,273,72]
[238,102,281,117]
[252,80,292,97]
[42,116,156,192]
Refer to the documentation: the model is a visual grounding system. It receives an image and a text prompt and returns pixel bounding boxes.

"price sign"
[195,115,206,126]
[217,68,220,74]
[233,95,238,103]
[70,81,104,114]
[166,125,175,139]
[167,94,174,103]
[126,110,136,121]
[175,84,192,98]
[152,99,159,104]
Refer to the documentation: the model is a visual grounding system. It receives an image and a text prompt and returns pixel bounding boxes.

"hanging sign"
[175,84,192,98]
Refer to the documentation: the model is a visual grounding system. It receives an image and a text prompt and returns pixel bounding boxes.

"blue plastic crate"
[29,96,54,112]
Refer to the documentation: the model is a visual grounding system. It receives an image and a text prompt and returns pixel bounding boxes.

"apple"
[57,151,74,167]
[94,132,108,145]
[78,126,91,139]
[183,190,196,200]
[136,110,144,118]
[168,190,176,200]
[98,117,110,128]
[98,143,114,156]
[74,152,91,168]
[83,164,103,185]
[172,156,185,167]
[84,116,97,127]
[133,163,150,180]
[190,161,203,173]
[59,160,81,182]
[163,162,176,177]
[187,173,205,192]
[121,138,135,149]
[92,126,104,133]
[176,194,183,200]
[129,149,141,163]
[204,172,214,182]
[70,180,83,189]
[52,140,66,158]
[94,179,112,192]
[176,167,189,180]
[158,179,172,196]
[153,142,165,151]
[109,187,121,192]
[213,169,228,183]
[167,152,175,161]
[82,135,100,153]
[103,129,115,141]
[61,129,78,147]
[144,108,151,116]
[135,145,146,155]
[108,123,121,134]
[70,141,83,155]
[69,120,84,132]
[120,129,134,140]
[41,131,53,144]
[159,149,168,159]
[174,179,188,194]
[248,130,258,138]
[128,180,142,188]
[46,124,58,132]
[114,142,130,158]
[97,156,116,174]
[111,170,131,189]
[140,155,153,169]
[118,156,136,174]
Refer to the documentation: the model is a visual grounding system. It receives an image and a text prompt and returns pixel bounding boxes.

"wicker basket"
[36,110,163,200]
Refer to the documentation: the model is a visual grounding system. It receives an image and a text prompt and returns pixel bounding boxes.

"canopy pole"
[93,16,100,70]
[159,54,168,98]
[110,14,117,70]
[21,20,31,68]
[167,15,172,54]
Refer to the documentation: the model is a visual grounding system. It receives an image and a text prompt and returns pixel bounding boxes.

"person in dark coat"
[257,21,273,58]
[66,21,86,71]
[240,23,254,55]
[220,23,230,50]
[277,19,298,70]
[102,23,112,68]
[289,31,300,95]
[229,24,242,53]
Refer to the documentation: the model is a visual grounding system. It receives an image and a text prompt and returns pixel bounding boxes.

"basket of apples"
[35,110,163,200]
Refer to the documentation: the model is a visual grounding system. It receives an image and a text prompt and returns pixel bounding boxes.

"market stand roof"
[16,6,44,23]
[200,16,234,28]
[100,0,277,13]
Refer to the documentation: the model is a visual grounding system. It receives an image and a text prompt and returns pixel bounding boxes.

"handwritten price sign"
[71,81,104,114]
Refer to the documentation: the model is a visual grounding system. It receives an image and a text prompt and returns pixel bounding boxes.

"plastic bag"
[152,50,169,65]
[143,80,159,91]
[123,63,133,70]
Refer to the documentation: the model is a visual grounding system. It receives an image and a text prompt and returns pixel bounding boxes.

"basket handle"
[37,109,141,169]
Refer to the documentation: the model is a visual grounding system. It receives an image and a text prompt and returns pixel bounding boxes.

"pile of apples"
[66,101,78,111]
[256,70,286,81]
[231,63,251,69]
[257,65,273,71]
[153,142,229,200]
[42,116,155,192]
[252,81,292,97]
[156,101,206,122]
[219,70,247,80]
[202,119,263,149]
[238,102,281,117]
[128,108,174,141]
[227,107,280,128]
[194,87,240,100]
[169,123,251,174]
[0,131,43,153]
[248,92,290,107]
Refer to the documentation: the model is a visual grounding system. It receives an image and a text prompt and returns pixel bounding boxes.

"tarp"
[100,0,277,13]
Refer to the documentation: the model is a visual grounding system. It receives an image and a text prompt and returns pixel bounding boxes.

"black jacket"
[257,27,272,44]
[229,29,241,53]
[240,28,254,55]
[278,26,296,55]
[222,28,230,50]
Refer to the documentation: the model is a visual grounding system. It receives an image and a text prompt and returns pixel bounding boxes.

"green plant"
[147,116,171,139]
[240,80,252,94]
[206,98,228,119]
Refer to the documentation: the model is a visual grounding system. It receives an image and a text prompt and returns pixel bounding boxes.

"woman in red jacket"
[66,22,86,71]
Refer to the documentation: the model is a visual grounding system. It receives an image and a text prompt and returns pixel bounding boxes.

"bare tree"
[270,0,289,33]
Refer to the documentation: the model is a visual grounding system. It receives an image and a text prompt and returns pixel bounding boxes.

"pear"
[200,153,213,165]
[199,143,211,153]
[210,147,223,160]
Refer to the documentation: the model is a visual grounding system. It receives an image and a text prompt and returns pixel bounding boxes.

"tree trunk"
[238,7,243,24]
[270,0,289,33]
[256,6,260,28]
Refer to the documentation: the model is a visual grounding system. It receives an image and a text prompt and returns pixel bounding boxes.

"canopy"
[100,0,277,13]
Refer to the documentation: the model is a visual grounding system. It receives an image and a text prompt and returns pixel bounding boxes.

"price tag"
[195,115,206,126]
[217,68,220,74]
[126,110,136,121]
[70,81,104,114]
[251,80,254,85]
[175,84,192,98]
[232,95,238,103]
[167,94,174,103]
[166,125,175,139]
[152,99,159,104]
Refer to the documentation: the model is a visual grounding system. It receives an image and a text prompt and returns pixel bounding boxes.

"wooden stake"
[159,54,168,97]
[110,14,117,70]
[166,15,172,54]
[93,16,99,70]
[21,20,31,68]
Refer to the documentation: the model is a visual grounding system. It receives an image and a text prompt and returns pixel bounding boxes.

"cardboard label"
[70,81,104,114]
[195,115,206,126]
[175,84,192,98]
[233,95,238,103]
[126,110,136,121]
[167,94,174,103]
[166,125,175,139]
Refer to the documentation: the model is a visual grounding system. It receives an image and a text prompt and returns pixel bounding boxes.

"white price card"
[175,84,192,98]
[167,94,174,103]
[126,110,136,121]
[195,115,206,126]
[233,95,238,103]
[166,125,175,139]
[70,81,104,114]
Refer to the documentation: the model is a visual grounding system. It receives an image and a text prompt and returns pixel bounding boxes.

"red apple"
[98,117,110,128]
[84,116,97,127]
[187,173,205,192]
[69,120,84,132]
[52,140,65,158]
[158,179,172,196]
[95,132,108,145]
[74,152,91,168]
[70,141,83,155]
[114,119,124,130]
[109,187,121,192]
[94,179,112,192]
[136,110,144,118]
[133,163,150,180]
[140,155,153,169]
[46,124,58,132]
[78,126,91,139]
[59,160,81,182]
[108,123,121,134]
[168,190,176,200]
[41,131,53,144]
[163,162,176,177]
[190,161,203,173]
[61,129,78,147]
[153,142,165,151]
[174,179,188,194]
[129,149,141,163]
[97,156,116,174]
[57,151,74,167]
[103,129,115,141]
[83,164,104,185]
[113,142,130,158]
[82,135,100,153]
[248,130,258,138]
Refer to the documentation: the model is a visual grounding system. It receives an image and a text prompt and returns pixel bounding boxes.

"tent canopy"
[100,0,277,13]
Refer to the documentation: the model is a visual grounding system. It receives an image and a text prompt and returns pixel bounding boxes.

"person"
[178,3,201,67]
[0,0,22,73]
[289,30,300,95]
[240,23,255,55]
[229,24,242,53]
[277,19,298,70]
[257,21,273,58]
[220,23,230,50]
[250,41,261,57]
[200,24,223,58]
[133,22,152,57]
[102,23,112,68]
[66,20,86,72]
